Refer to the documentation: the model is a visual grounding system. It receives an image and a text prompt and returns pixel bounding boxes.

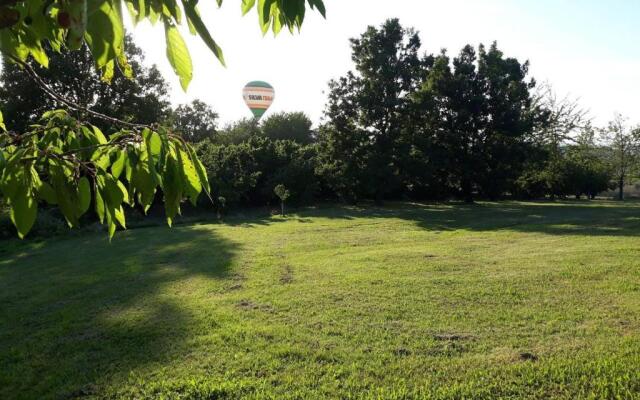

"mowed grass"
[1,201,640,399]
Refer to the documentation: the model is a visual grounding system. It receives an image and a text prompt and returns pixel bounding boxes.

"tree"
[414,42,537,201]
[0,0,326,238]
[319,19,425,202]
[172,100,218,143]
[274,184,290,216]
[0,36,171,133]
[532,83,590,150]
[214,118,261,145]
[261,111,314,144]
[600,113,639,200]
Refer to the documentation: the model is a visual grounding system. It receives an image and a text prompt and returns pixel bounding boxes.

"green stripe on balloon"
[243,81,274,120]
[245,81,273,89]
[250,108,267,118]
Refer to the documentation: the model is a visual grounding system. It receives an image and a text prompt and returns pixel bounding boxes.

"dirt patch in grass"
[237,299,275,313]
[519,352,538,362]
[280,265,293,284]
[433,333,473,341]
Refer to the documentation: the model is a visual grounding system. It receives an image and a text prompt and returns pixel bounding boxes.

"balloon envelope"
[242,81,275,119]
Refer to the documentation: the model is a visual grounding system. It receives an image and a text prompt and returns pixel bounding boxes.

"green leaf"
[78,176,91,215]
[84,0,126,73]
[111,149,127,178]
[103,174,124,206]
[131,164,156,212]
[178,148,201,205]
[182,0,225,66]
[95,185,106,223]
[241,0,255,15]
[66,0,88,50]
[91,147,111,171]
[146,129,162,157]
[35,181,58,205]
[307,0,325,18]
[93,126,108,144]
[164,18,192,90]
[0,110,5,131]
[163,153,182,226]
[117,180,131,205]
[113,205,126,228]
[0,160,25,199]
[257,0,276,34]
[10,188,37,239]
[53,173,80,227]
[185,143,210,195]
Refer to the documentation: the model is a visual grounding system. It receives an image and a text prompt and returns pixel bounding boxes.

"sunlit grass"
[1,201,639,399]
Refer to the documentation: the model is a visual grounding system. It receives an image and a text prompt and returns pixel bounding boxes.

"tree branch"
[10,56,149,131]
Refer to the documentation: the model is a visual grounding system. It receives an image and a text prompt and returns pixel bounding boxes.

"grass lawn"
[1,201,639,399]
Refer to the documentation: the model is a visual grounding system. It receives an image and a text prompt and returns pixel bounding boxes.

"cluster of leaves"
[0,109,208,238]
[516,149,613,200]
[211,112,313,145]
[0,0,325,87]
[0,0,325,239]
[171,99,218,143]
[0,37,171,133]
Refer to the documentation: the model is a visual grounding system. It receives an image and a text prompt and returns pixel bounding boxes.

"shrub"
[197,137,319,208]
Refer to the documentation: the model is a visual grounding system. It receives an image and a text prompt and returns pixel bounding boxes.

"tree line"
[3,19,639,217]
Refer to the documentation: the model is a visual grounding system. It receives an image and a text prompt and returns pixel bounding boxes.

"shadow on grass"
[223,200,640,237]
[0,225,239,398]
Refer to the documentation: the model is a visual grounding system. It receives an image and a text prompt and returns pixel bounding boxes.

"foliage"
[273,183,290,201]
[213,117,261,145]
[0,36,171,133]
[516,151,612,200]
[0,109,208,238]
[414,42,537,202]
[319,19,424,202]
[171,99,218,143]
[0,0,326,87]
[531,83,590,149]
[273,183,289,215]
[261,111,314,144]
[0,0,325,238]
[599,113,640,200]
[197,136,317,207]
[319,20,539,203]
[213,112,314,146]
[2,201,640,398]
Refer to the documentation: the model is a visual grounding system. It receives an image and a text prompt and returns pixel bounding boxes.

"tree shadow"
[293,200,640,237]
[0,225,240,398]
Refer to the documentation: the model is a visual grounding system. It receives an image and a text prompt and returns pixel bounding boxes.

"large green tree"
[414,42,536,202]
[261,111,313,144]
[171,99,218,143]
[319,18,425,202]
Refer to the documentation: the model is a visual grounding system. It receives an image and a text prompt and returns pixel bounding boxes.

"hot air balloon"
[242,81,275,120]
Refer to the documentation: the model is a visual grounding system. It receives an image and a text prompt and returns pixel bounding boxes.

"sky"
[126,0,640,127]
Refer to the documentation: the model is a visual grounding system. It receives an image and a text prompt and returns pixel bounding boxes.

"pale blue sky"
[129,0,640,126]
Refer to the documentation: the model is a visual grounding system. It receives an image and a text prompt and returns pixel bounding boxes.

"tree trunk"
[374,191,384,206]
[281,201,285,216]
[461,178,474,203]
[619,177,624,201]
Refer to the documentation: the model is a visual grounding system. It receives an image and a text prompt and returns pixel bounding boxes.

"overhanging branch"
[10,55,149,131]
